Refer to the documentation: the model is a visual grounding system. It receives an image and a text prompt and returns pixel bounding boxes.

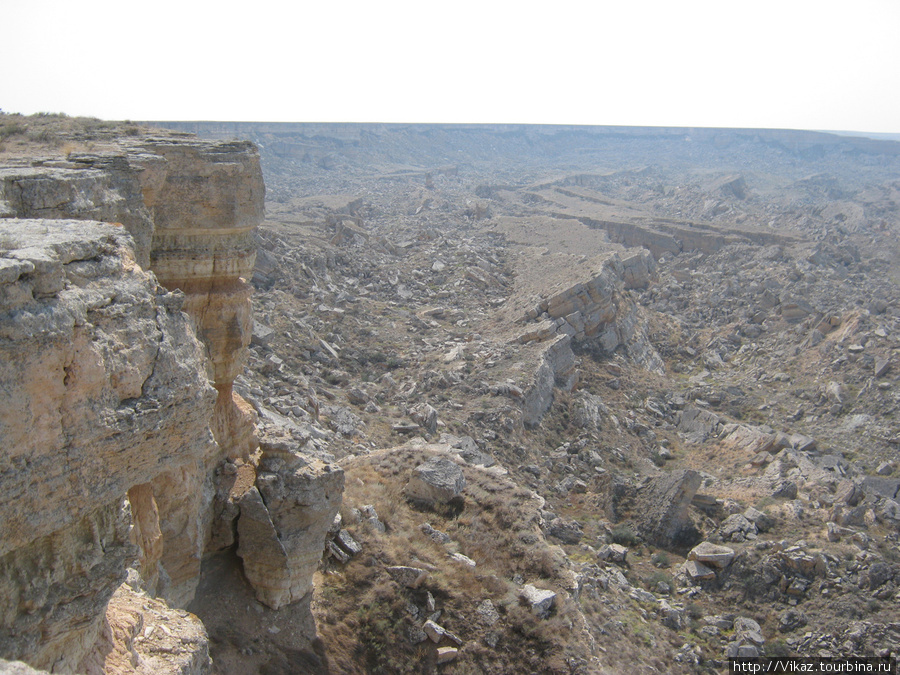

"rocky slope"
[159,121,898,673]
[2,115,899,674]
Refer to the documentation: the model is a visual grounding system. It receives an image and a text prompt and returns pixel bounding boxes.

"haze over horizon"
[3,0,900,135]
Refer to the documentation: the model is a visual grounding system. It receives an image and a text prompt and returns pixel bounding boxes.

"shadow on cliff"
[189,549,331,674]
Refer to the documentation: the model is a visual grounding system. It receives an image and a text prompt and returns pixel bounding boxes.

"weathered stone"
[386,566,428,588]
[475,599,500,626]
[237,452,344,610]
[720,514,757,541]
[326,540,350,564]
[688,542,735,569]
[772,480,799,499]
[423,620,462,645]
[861,476,900,500]
[677,407,721,444]
[449,552,477,567]
[682,559,717,581]
[743,507,774,532]
[635,469,702,547]
[405,457,466,505]
[0,163,155,269]
[520,585,556,619]
[409,402,439,435]
[0,218,221,667]
[335,529,363,556]
[598,543,628,563]
[421,522,452,544]
[789,434,816,453]
[547,518,583,545]
[78,584,211,675]
[437,646,459,663]
[719,424,777,456]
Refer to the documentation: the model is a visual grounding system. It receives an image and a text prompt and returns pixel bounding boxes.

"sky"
[3,0,900,134]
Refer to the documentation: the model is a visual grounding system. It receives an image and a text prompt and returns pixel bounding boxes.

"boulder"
[688,542,735,569]
[405,457,466,506]
[520,585,556,619]
[437,647,459,664]
[682,559,717,581]
[423,620,462,645]
[547,518,583,545]
[635,469,702,547]
[237,452,344,610]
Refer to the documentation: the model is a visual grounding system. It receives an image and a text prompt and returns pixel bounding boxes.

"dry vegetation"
[312,444,597,674]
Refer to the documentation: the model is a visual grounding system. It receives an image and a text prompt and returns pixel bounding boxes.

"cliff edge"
[0,118,342,674]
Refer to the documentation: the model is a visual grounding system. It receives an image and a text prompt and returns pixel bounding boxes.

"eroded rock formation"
[0,132,341,673]
[132,139,265,461]
[0,219,216,671]
[514,250,663,426]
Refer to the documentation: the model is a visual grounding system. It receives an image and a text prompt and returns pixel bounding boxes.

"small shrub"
[765,639,791,657]
[611,524,639,546]
[651,551,670,568]
[646,571,673,589]
[0,123,26,140]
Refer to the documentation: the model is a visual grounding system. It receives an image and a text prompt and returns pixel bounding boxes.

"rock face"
[132,138,265,461]
[0,161,155,269]
[516,251,663,425]
[0,133,313,674]
[78,584,211,675]
[237,448,344,610]
[0,219,217,670]
[635,469,702,547]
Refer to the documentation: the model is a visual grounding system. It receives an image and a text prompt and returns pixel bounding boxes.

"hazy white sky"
[3,0,900,133]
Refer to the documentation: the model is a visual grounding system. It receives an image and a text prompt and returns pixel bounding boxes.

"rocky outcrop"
[521,335,576,427]
[132,138,265,461]
[404,457,467,505]
[634,469,702,548]
[79,584,210,675]
[237,446,343,610]
[0,131,328,675]
[0,160,154,269]
[516,250,662,425]
[0,219,217,671]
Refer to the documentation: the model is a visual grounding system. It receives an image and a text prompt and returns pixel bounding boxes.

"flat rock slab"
[683,559,717,581]
[688,541,735,568]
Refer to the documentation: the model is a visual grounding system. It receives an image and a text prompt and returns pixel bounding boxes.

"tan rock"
[688,542,736,569]
[78,584,210,675]
[237,452,344,609]
[0,219,217,668]
[437,646,459,663]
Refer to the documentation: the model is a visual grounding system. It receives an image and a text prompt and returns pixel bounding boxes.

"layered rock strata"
[0,219,217,671]
[0,131,345,673]
[132,138,265,461]
[515,250,663,425]
[0,160,154,268]
[237,440,344,610]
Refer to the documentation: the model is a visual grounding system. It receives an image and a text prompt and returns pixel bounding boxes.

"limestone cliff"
[0,130,340,674]
[0,218,217,671]
[131,139,264,462]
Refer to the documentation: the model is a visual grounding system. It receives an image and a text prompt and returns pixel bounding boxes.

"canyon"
[0,114,899,674]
